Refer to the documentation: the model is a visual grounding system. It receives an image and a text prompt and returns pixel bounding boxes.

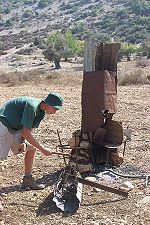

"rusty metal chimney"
[81,40,121,133]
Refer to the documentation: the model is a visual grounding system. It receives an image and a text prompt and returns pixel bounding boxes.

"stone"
[137,196,150,205]
[121,181,134,190]
[93,187,101,192]
[82,133,88,140]
[85,177,97,182]
[80,141,89,149]
[18,207,23,211]
[0,220,5,225]
[0,193,7,197]
[0,202,3,212]
[0,166,5,172]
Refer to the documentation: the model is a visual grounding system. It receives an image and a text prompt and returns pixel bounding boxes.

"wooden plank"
[84,39,97,72]
[87,42,121,72]
[76,176,129,198]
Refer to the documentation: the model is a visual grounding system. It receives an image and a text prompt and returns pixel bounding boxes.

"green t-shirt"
[0,96,45,131]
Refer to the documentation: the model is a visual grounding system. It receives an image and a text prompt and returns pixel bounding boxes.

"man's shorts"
[0,122,25,160]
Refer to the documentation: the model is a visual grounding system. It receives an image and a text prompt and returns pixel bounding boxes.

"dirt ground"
[0,61,150,225]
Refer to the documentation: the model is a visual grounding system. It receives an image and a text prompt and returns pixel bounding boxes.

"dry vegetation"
[0,58,150,225]
[0,54,150,87]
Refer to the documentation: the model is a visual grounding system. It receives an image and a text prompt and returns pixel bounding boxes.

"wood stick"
[52,151,71,157]
[56,129,67,165]
[76,176,128,198]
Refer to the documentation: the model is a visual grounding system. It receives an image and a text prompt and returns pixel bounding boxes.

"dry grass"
[118,68,149,86]
[117,60,150,86]
[0,64,83,87]
[0,70,43,86]
[0,59,150,87]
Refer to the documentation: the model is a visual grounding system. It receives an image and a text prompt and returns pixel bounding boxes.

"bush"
[118,69,148,85]
[0,41,4,50]
[136,59,147,67]
[3,8,11,14]
[46,71,59,80]
[5,19,12,27]
[23,0,34,5]
[0,70,42,86]
[22,10,33,18]
[38,0,52,8]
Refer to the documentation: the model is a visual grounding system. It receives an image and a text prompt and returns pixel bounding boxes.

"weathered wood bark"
[83,41,120,73]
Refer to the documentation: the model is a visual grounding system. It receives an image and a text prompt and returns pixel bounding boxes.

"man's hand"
[41,148,53,156]
[22,128,52,156]
[17,143,26,154]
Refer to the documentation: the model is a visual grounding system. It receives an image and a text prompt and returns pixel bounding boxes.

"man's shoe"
[22,176,45,190]
[0,202,3,212]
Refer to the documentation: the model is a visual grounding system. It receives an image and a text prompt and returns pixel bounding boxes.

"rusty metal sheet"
[81,70,117,133]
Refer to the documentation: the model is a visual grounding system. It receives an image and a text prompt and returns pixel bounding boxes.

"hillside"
[0,0,150,52]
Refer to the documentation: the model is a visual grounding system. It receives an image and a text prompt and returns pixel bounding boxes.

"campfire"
[53,41,132,213]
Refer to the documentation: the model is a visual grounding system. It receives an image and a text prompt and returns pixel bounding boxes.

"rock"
[131,157,135,160]
[0,166,5,172]
[4,164,8,169]
[121,181,134,190]
[80,141,89,149]
[82,133,88,140]
[85,177,97,182]
[33,193,38,196]
[70,161,93,173]
[0,193,7,198]
[0,202,3,212]
[0,220,5,225]
[89,221,100,225]
[70,223,78,225]
[137,196,150,205]
[5,214,10,218]
[18,207,23,211]
[93,187,101,192]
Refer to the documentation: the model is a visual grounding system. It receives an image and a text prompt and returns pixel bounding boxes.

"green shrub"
[38,0,52,8]
[22,10,33,18]
[0,41,4,50]
[5,19,12,27]
[3,7,11,14]
[23,0,34,5]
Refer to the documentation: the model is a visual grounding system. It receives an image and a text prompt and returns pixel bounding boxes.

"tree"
[43,32,73,69]
[43,31,84,68]
[0,41,4,50]
[43,43,61,69]
[5,19,12,27]
[64,31,84,57]
[142,38,150,58]
[38,0,52,8]
[130,0,150,16]
[94,33,111,43]
[119,43,139,61]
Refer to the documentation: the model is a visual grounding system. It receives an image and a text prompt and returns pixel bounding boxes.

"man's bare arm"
[22,127,52,156]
